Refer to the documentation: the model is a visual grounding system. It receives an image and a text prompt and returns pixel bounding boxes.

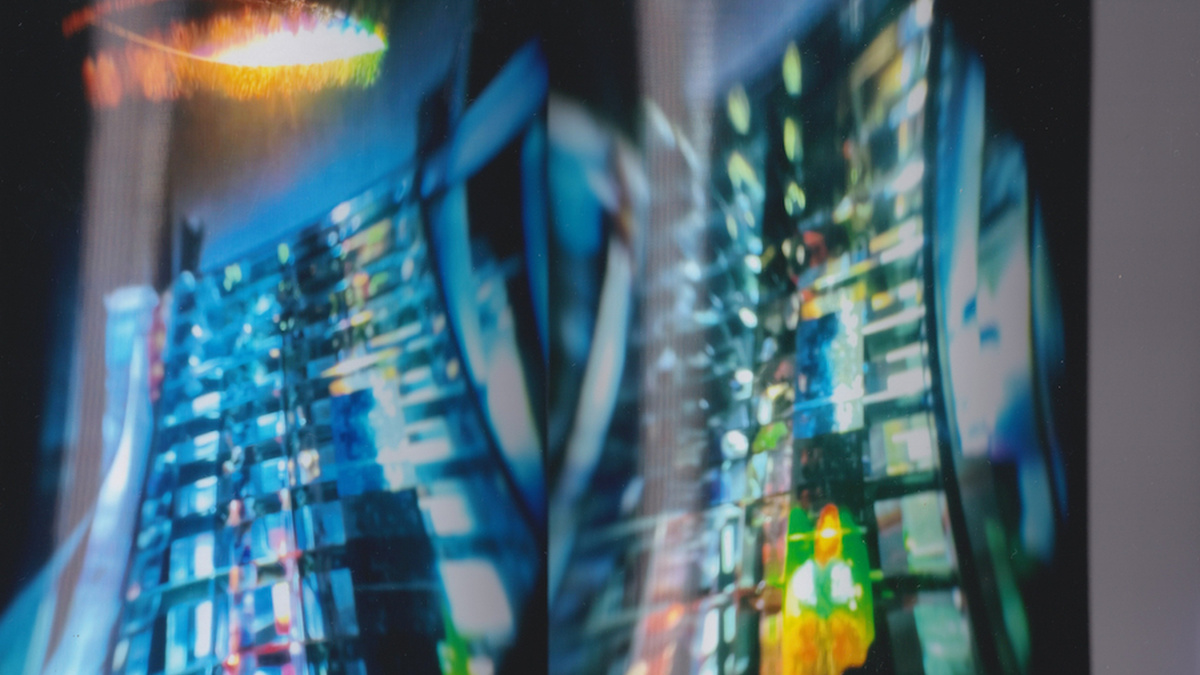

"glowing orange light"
[83,53,123,107]
[63,0,165,37]
[814,504,844,565]
[68,3,388,107]
[666,604,684,628]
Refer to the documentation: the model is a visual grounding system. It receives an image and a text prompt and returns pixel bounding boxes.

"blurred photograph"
[5,1,546,674]
[545,1,1088,674]
[5,0,1091,674]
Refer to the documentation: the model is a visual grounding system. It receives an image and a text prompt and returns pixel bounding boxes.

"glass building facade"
[108,172,539,675]
[547,1,1086,674]
[0,0,1093,674]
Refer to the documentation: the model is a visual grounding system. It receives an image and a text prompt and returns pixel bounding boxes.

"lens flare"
[208,17,386,67]
[69,3,389,106]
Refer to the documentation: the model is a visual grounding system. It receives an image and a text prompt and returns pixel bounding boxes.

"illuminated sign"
[782,504,874,675]
[65,2,388,106]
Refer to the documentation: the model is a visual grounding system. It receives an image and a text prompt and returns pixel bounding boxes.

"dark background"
[3,0,88,611]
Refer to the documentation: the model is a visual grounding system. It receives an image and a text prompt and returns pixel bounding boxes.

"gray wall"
[1091,0,1200,672]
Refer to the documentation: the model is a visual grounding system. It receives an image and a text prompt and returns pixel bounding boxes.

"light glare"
[211,20,386,68]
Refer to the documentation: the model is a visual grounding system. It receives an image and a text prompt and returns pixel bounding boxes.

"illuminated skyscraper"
[107,172,540,675]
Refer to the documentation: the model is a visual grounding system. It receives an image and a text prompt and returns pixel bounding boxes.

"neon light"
[440,560,514,637]
[727,85,751,134]
[782,505,874,675]
[468,656,495,675]
[862,305,926,335]
[891,159,926,195]
[272,582,291,634]
[727,152,761,195]
[700,609,720,655]
[666,604,684,628]
[721,524,736,573]
[880,234,925,265]
[885,342,924,363]
[738,307,758,328]
[195,600,213,657]
[331,201,353,222]
[906,79,928,117]
[423,493,475,536]
[321,347,400,379]
[210,19,385,67]
[194,533,214,577]
[915,0,934,28]
[782,42,802,95]
[784,117,800,162]
[70,5,388,106]
[785,181,806,216]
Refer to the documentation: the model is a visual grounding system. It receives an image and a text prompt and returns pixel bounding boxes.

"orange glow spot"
[71,5,388,107]
[666,604,684,628]
[814,504,844,564]
[83,53,122,108]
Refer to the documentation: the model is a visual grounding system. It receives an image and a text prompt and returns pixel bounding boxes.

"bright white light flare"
[210,18,386,68]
